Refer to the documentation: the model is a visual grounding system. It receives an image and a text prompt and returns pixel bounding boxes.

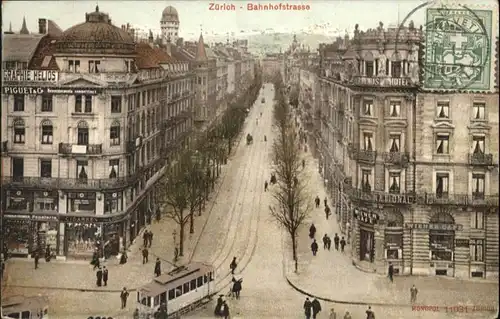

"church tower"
[160,6,179,45]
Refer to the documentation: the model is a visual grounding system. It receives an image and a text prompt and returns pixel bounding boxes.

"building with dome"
[1,6,195,260]
[160,6,180,46]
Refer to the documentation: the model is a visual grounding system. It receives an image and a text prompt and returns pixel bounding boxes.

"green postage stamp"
[423,3,497,91]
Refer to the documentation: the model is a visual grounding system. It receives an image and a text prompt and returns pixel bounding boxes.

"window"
[389,172,401,194]
[75,95,83,113]
[435,173,449,198]
[13,119,25,144]
[40,159,52,178]
[190,279,197,291]
[125,60,131,72]
[363,132,373,151]
[389,102,401,117]
[470,239,484,262]
[197,276,203,287]
[77,121,89,145]
[361,169,372,192]
[76,160,88,180]
[471,211,484,229]
[389,134,400,152]
[111,96,122,113]
[41,120,53,144]
[391,61,402,78]
[472,136,485,154]
[436,134,449,154]
[183,282,190,294]
[472,174,485,199]
[84,95,92,113]
[362,100,373,116]
[436,102,449,119]
[168,289,175,300]
[88,60,100,73]
[175,286,182,297]
[109,159,119,179]
[472,102,485,120]
[14,94,24,112]
[42,94,53,112]
[365,61,374,77]
[68,60,80,73]
[110,122,121,146]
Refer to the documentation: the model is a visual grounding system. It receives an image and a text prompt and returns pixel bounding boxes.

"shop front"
[353,209,380,263]
[384,208,404,275]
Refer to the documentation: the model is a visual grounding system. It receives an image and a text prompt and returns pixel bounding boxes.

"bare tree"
[269,75,311,273]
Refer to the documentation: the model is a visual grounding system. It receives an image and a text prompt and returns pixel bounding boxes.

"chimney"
[38,18,47,34]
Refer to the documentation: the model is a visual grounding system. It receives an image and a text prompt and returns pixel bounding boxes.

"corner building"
[318,22,499,279]
[1,7,194,259]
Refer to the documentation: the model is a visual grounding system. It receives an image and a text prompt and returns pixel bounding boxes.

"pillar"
[375,223,386,274]
[57,191,67,260]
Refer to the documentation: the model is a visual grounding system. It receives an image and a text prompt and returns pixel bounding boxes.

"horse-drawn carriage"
[246,134,253,145]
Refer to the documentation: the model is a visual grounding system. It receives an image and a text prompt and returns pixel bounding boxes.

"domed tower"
[160,6,179,45]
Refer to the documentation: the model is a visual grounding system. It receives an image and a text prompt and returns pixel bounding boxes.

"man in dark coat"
[230,257,237,274]
[388,262,394,283]
[148,231,154,248]
[96,267,103,287]
[326,236,332,250]
[324,197,327,207]
[311,239,318,256]
[365,306,375,319]
[34,251,40,269]
[142,247,149,264]
[154,258,161,277]
[142,231,148,247]
[334,234,340,251]
[214,295,224,316]
[315,196,320,208]
[102,266,109,286]
[311,298,322,319]
[120,287,129,309]
[340,237,346,253]
[221,301,230,319]
[325,205,331,220]
[322,234,328,250]
[264,181,268,192]
[304,297,312,319]
[309,224,316,239]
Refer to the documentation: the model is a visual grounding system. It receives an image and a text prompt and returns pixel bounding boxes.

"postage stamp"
[423,4,496,91]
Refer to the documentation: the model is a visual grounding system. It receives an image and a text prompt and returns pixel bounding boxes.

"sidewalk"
[284,142,499,308]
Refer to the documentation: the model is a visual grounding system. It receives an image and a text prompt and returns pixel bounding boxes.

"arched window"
[13,118,25,144]
[41,119,53,144]
[110,121,121,146]
[77,121,89,145]
[429,210,455,262]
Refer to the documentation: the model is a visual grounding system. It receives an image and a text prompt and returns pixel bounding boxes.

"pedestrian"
[34,250,39,269]
[324,197,327,207]
[343,311,352,319]
[214,295,224,316]
[174,246,179,261]
[346,221,351,242]
[103,266,109,286]
[315,196,320,208]
[410,285,418,303]
[365,306,375,319]
[120,287,129,309]
[45,245,51,262]
[96,267,103,287]
[325,205,331,220]
[326,236,332,250]
[322,234,328,250]
[230,257,237,274]
[92,250,100,270]
[304,297,312,319]
[340,237,346,253]
[309,223,316,239]
[221,301,230,319]
[154,258,162,277]
[329,308,337,319]
[148,231,154,248]
[142,247,149,264]
[311,239,318,256]
[311,298,321,319]
[120,250,128,264]
[302,159,305,169]
[334,233,340,251]
[142,230,148,247]
[388,262,394,283]
[264,180,268,192]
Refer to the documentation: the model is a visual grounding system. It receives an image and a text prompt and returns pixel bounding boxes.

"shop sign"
[404,223,464,231]
[60,213,127,224]
[3,70,58,82]
[352,76,413,87]
[3,213,58,221]
[8,190,25,201]
[2,86,101,95]
[68,192,96,199]
[377,193,416,204]
[3,214,30,219]
[354,209,379,225]
[35,190,58,198]
[455,239,470,247]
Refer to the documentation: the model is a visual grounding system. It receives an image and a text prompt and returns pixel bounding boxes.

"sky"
[2,0,433,40]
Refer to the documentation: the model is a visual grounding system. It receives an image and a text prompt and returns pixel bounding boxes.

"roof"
[162,6,179,22]
[205,46,217,59]
[46,19,63,36]
[196,34,208,61]
[29,36,60,70]
[2,33,44,62]
[2,296,49,314]
[135,42,174,69]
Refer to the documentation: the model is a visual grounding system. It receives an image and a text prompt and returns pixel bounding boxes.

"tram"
[136,262,215,318]
[1,295,49,319]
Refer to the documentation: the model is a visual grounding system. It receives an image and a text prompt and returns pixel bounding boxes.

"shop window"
[70,195,95,213]
[362,100,373,116]
[389,101,401,117]
[429,212,454,261]
[66,223,99,254]
[77,121,89,145]
[14,94,25,112]
[472,102,485,120]
[435,134,450,154]
[361,169,372,192]
[470,211,484,229]
[470,239,484,262]
[389,134,400,152]
[435,173,449,198]
[111,96,122,113]
[41,120,53,144]
[13,119,25,144]
[42,94,53,112]
[104,194,120,214]
[40,159,52,178]
[472,174,485,199]
[472,136,485,154]
[110,122,121,146]
[38,202,55,210]
[363,132,373,151]
[436,102,449,119]
[389,172,401,194]
[76,160,89,181]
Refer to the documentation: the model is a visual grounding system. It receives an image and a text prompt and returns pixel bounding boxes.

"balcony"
[2,176,134,190]
[468,153,494,166]
[383,152,410,166]
[59,143,102,156]
[352,149,377,164]
[182,90,191,97]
